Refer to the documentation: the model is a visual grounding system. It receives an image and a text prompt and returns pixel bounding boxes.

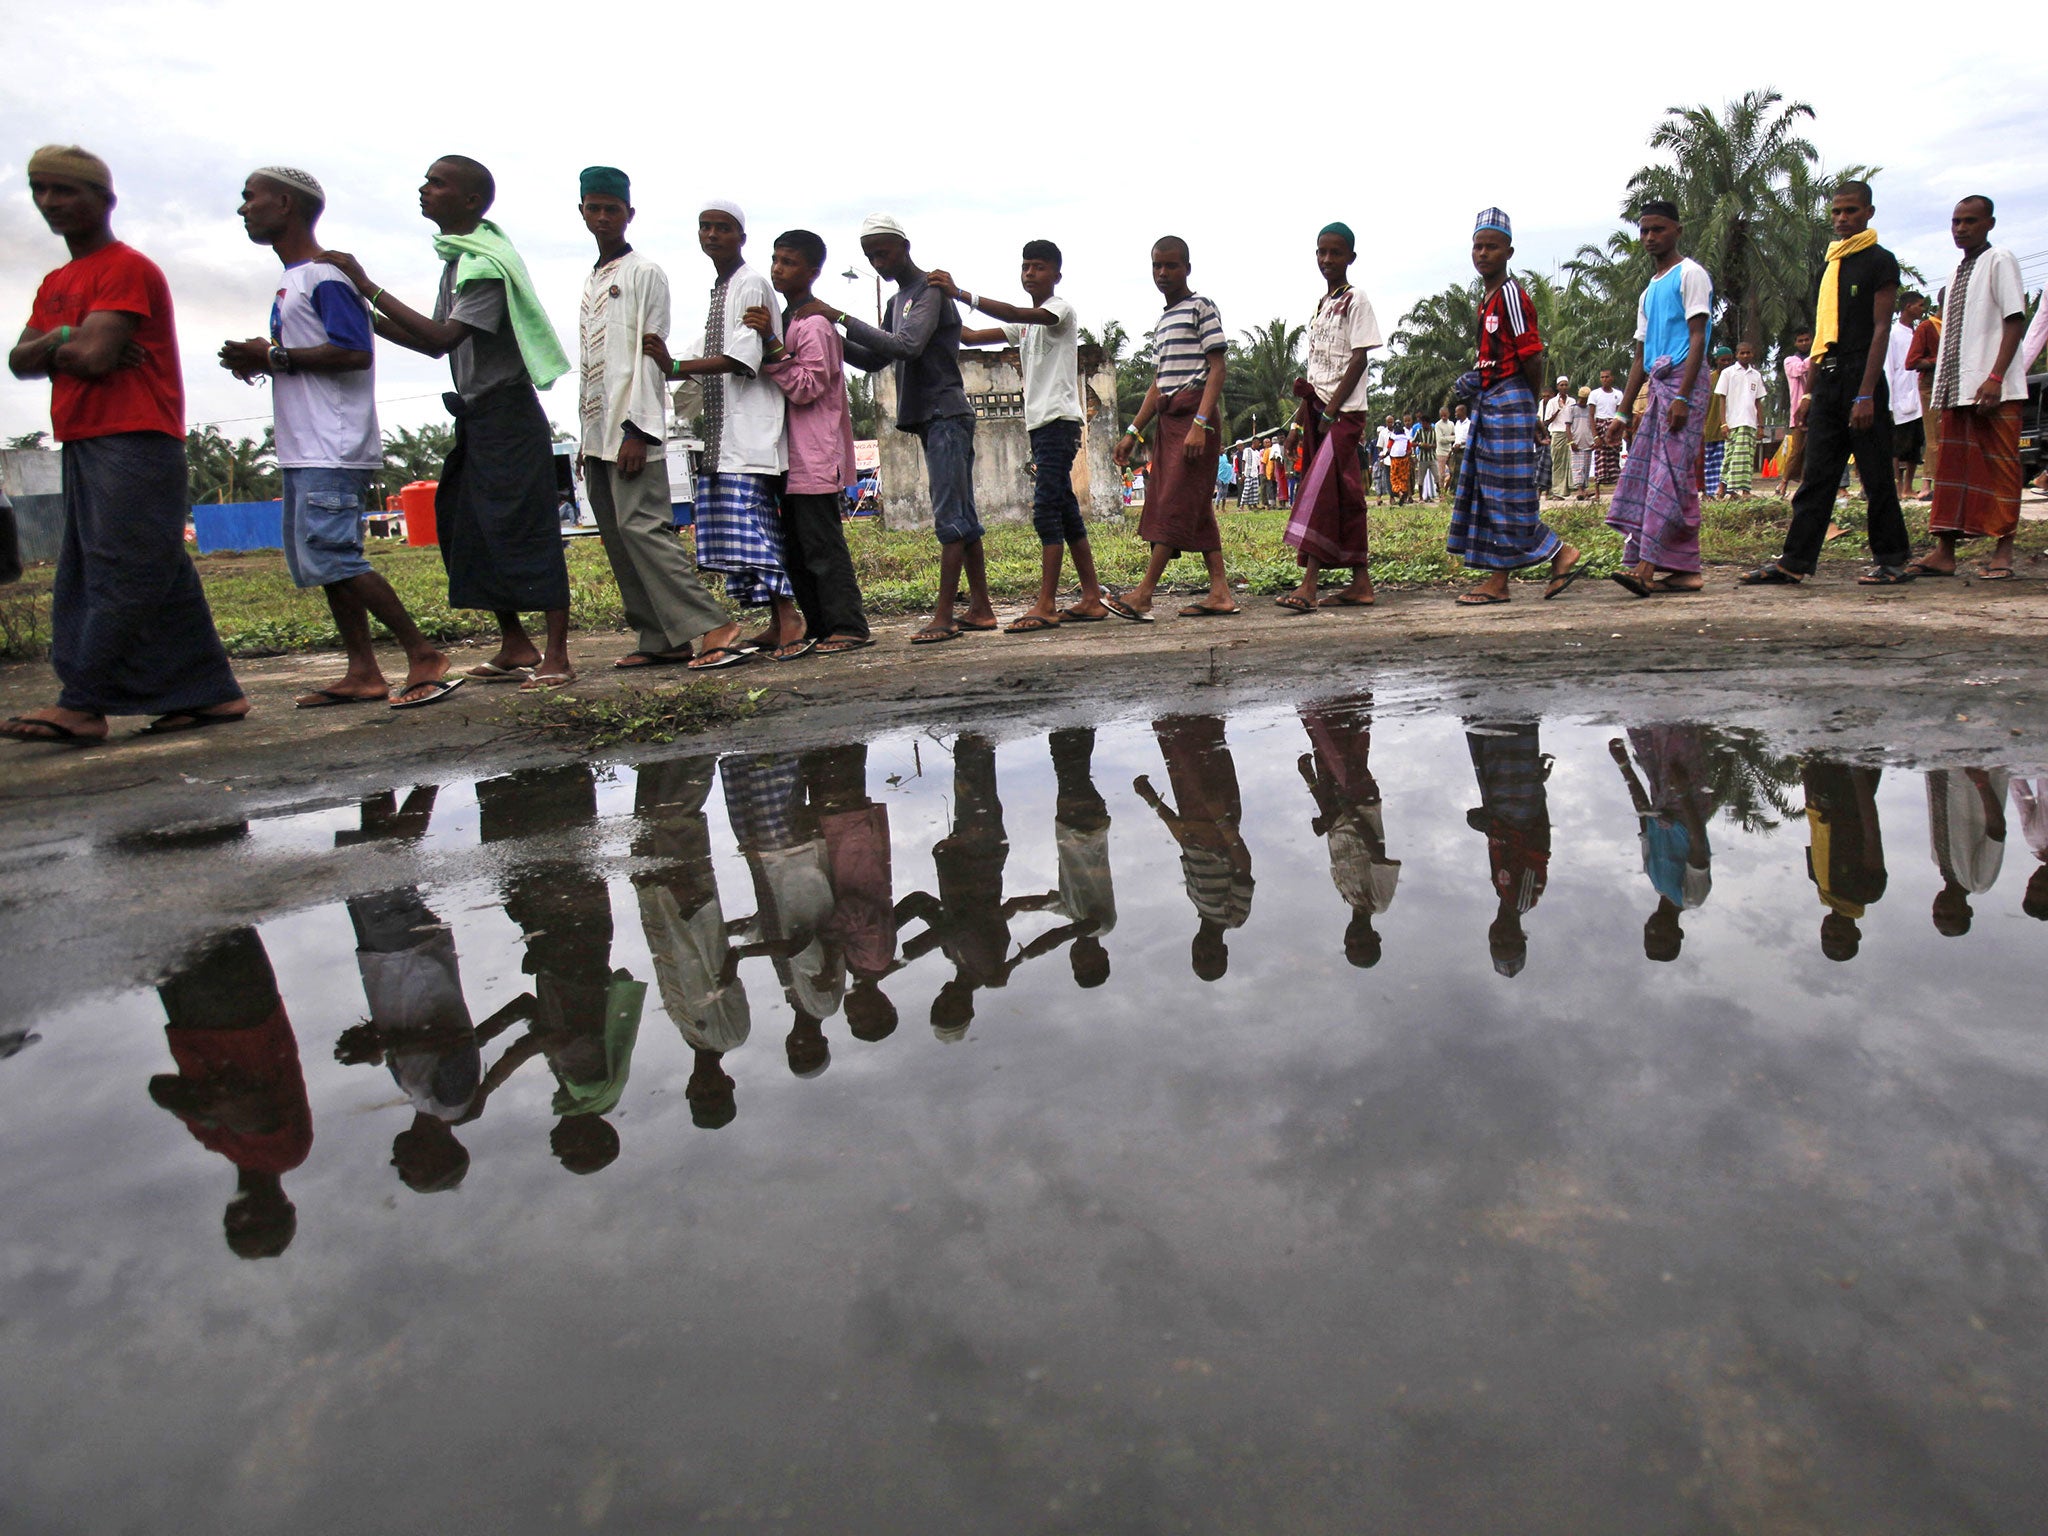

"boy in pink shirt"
[743,229,870,654]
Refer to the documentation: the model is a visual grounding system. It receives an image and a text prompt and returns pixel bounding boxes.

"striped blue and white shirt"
[1150,293,1226,397]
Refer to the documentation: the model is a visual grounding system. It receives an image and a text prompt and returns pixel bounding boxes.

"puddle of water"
[4,700,2047,1534]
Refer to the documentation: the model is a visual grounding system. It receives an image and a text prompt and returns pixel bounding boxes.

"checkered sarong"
[1722,425,1757,493]
[1448,375,1559,571]
[1702,440,1726,498]
[694,472,792,606]
[1929,404,2022,540]
[720,753,803,850]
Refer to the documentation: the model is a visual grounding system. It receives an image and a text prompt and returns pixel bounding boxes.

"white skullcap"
[699,198,745,228]
[255,165,325,208]
[859,212,909,241]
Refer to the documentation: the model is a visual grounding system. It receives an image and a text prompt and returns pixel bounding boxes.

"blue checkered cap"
[1473,207,1512,240]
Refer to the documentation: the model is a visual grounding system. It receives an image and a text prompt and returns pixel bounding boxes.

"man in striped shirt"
[1105,236,1235,620]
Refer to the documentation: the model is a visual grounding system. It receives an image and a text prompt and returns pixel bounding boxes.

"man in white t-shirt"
[938,239,1108,630]
[1885,291,1927,497]
[1277,222,1382,607]
[1713,342,1766,495]
[1587,368,1625,484]
[218,168,455,709]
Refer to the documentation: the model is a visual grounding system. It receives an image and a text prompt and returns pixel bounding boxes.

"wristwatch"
[268,344,292,375]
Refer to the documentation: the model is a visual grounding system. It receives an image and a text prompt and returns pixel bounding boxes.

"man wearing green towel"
[321,156,578,689]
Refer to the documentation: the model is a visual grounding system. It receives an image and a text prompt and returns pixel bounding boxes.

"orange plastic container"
[399,480,440,546]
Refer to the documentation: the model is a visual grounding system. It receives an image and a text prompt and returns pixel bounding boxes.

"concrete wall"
[1,448,63,566]
[871,346,1122,533]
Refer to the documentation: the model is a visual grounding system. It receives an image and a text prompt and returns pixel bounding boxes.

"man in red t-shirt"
[5,146,245,744]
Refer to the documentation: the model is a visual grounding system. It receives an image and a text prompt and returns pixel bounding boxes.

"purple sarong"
[1606,355,1710,573]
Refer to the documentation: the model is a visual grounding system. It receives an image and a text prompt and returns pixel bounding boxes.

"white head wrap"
[254,165,325,210]
[699,198,745,228]
[859,212,909,242]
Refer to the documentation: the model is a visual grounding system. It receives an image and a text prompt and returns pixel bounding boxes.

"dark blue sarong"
[53,431,241,717]
[437,383,571,613]
[1447,376,1560,571]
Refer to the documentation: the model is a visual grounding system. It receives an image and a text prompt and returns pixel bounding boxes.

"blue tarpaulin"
[192,501,284,554]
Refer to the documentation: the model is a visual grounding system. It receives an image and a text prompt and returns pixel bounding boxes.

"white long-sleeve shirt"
[579,249,671,462]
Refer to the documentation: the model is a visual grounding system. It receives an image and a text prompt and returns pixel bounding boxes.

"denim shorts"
[281,466,374,588]
[917,414,984,546]
[1028,419,1085,546]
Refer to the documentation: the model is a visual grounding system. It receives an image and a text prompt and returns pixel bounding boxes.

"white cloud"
[3,1,2043,444]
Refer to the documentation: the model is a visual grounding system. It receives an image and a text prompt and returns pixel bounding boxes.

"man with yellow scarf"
[1741,181,1915,587]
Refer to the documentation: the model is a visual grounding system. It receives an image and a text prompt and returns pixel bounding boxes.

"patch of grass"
[510,680,758,749]
[0,498,2036,662]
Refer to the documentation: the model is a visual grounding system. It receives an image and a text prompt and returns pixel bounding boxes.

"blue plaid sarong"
[720,753,804,851]
[1447,375,1560,571]
[694,472,793,606]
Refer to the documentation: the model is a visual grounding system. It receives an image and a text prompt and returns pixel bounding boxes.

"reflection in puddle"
[6,697,2048,1533]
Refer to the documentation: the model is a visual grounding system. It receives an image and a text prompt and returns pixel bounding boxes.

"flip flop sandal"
[770,639,819,661]
[1316,592,1375,607]
[813,636,874,655]
[1901,558,1954,578]
[613,652,694,669]
[295,688,390,708]
[1004,615,1060,633]
[687,646,755,670]
[518,673,577,690]
[1738,562,1801,585]
[465,661,533,682]
[1609,571,1653,598]
[1979,567,2015,581]
[1177,604,1240,617]
[1100,596,1154,624]
[1273,595,1317,614]
[1856,566,1917,585]
[2,715,98,745]
[956,619,1000,632]
[910,626,963,646]
[1543,562,1588,599]
[1455,591,1510,606]
[389,676,466,710]
[141,710,247,736]
[1057,607,1108,622]
[1648,580,1703,594]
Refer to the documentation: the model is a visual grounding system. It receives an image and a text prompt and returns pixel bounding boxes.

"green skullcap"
[579,166,630,203]
[1319,222,1356,251]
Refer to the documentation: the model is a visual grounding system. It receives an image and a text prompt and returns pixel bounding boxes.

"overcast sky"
[3,0,2043,446]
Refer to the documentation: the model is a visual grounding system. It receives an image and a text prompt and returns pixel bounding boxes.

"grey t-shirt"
[435,261,526,401]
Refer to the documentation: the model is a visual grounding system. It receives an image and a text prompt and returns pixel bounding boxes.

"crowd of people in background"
[4,144,2043,744]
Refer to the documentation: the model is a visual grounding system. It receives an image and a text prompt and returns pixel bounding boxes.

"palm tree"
[1381,281,1479,417]
[378,424,454,501]
[185,425,279,504]
[1623,90,1821,349]
[846,374,880,439]
[1222,318,1305,439]
[1083,320,1152,422]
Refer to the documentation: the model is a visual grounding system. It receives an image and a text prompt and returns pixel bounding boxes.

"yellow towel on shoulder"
[1811,229,1878,359]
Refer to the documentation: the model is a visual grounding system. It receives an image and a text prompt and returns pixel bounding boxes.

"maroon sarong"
[1137,385,1221,554]
[1929,404,2022,541]
[1284,382,1370,567]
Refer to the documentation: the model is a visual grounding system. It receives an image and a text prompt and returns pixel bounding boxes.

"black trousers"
[780,492,868,639]
[1781,362,1911,573]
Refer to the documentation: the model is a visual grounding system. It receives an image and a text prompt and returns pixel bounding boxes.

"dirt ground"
[4,556,2044,831]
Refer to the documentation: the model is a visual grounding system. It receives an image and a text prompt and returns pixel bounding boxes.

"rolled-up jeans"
[915,414,983,545]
